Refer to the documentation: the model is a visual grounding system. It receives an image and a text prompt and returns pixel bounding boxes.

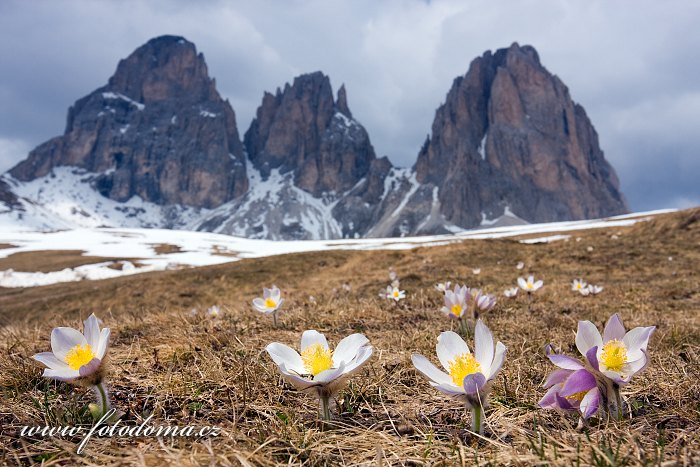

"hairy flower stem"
[459,316,472,338]
[527,292,533,313]
[93,382,111,418]
[470,404,484,435]
[608,383,623,421]
[272,311,278,328]
[320,395,331,426]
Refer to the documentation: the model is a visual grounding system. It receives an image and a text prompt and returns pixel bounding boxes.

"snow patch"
[478,133,487,160]
[102,92,145,111]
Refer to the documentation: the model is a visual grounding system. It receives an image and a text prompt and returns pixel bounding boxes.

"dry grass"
[0,250,140,273]
[1,209,699,465]
[151,243,183,255]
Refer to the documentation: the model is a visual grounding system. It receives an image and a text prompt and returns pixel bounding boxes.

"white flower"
[440,285,469,319]
[412,321,506,407]
[518,275,543,293]
[576,314,655,385]
[587,246,594,252]
[253,285,283,314]
[385,285,405,302]
[474,291,496,312]
[266,330,373,399]
[571,279,588,292]
[391,279,400,288]
[389,270,398,282]
[516,262,525,270]
[472,268,481,275]
[504,287,518,298]
[587,284,603,295]
[579,287,591,296]
[435,281,452,293]
[206,305,221,317]
[33,314,110,384]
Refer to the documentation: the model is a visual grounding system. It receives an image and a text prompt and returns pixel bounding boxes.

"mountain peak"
[107,34,214,104]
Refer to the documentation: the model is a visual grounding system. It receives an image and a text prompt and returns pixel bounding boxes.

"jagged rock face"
[244,72,377,197]
[414,43,628,228]
[9,35,247,209]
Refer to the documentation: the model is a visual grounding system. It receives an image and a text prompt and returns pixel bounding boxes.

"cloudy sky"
[1,0,699,211]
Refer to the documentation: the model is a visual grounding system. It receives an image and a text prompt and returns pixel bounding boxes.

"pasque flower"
[266,330,373,421]
[440,285,469,319]
[435,281,452,293]
[33,314,112,417]
[540,314,655,420]
[587,285,604,295]
[571,279,588,293]
[518,275,543,293]
[253,285,283,326]
[503,287,518,298]
[474,291,497,315]
[412,321,506,434]
[385,285,405,302]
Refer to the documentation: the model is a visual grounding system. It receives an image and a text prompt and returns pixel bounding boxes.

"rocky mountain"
[406,43,628,233]
[0,37,628,239]
[10,35,247,214]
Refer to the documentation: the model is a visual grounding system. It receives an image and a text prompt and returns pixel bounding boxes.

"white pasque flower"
[571,279,588,292]
[386,285,405,302]
[33,314,110,384]
[440,285,469,319]
[576,314,655,385]
[206,305,221,317]
[474,291,497,312]
[587,284,603,295]
[412,321,506,434]
[435,281,452,293]
[516,262,525,270]
[253,285,283,314]
[518,275,543,293]
[266,330,373,419]
[472,268,481,275]
[504,287,518,298]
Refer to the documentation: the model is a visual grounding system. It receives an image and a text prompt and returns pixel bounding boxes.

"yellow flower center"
[600,339,628,372]
[526,283,533,289]
[264,298,277,308]
[447,352,482,386]
[64,344,96,370]
[301,343,334,376]
[575,283,583,289]
[450,303,463,317]
[566,390,588,402]
[393,290,400,298]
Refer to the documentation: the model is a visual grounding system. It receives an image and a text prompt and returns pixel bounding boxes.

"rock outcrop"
[1,39,629,239]
[9,35,247,209]
[410,42,627,231]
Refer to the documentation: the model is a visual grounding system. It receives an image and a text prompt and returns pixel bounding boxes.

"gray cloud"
[1,0,698,212]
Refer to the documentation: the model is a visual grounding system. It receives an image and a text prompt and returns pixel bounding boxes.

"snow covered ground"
[0,209,674,288]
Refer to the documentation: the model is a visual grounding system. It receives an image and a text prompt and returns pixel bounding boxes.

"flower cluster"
[571,279,604,296]
[382,269,405,302]
[539,314,655,420]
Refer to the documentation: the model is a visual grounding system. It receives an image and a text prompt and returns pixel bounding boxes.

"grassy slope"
[1,209,699,465]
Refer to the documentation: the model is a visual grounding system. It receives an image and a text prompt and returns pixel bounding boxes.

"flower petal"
[547,353,584,370]
[78,357,102,377]
[332,334,369,366]
[431,381,467,397]
[462,372,487,395]
[277,363,317,390]
[560,369,597,397]
[266,342,305,374]
[542,369,572,388]
[95,328,110,360]
[586,346,599,371]
[43,367,80,381]
[539,384,566,409]
[436,331,470,371]
[487,341,506,380]
[412,354,453,387]
[601,370,629,385]
[83,314,101,349]
[622,326,656,361]
[474,320,494,373]
[517,277,527,289]
[580,387,600,419]
[33,352,70,371]
[300,330,329,352]
[252,298,266,312]
[575,321,603,357]
[51,327,87,361]
[603,314,626,342]
[314,361,347,384]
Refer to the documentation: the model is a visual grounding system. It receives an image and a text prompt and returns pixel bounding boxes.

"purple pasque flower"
[440,284,470,319]
[538,351,600,419]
